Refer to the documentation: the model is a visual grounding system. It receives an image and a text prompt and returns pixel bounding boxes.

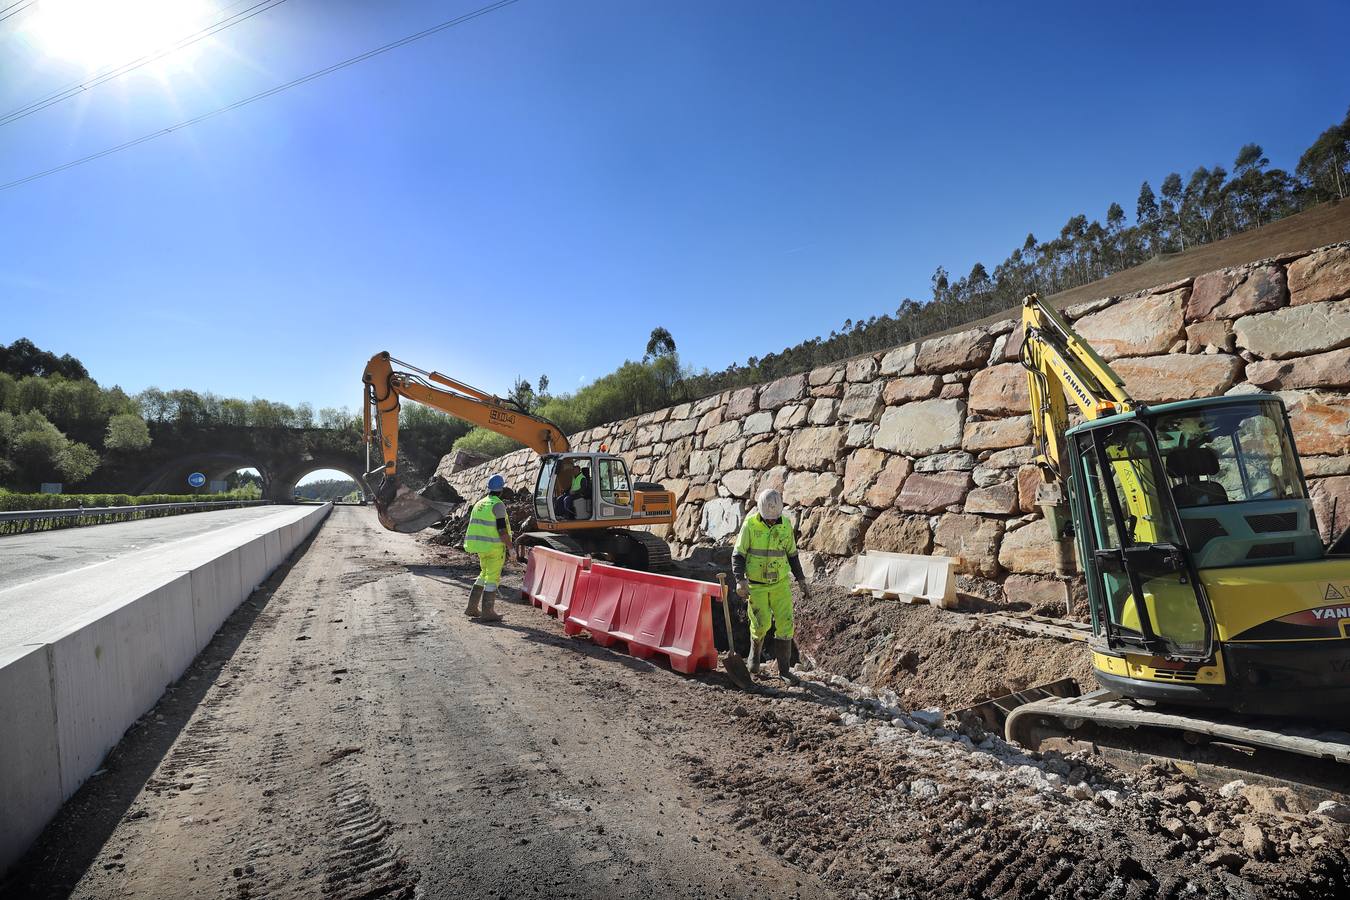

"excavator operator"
[555,459,592,520]
[732,489,811,685]
[463,473,512,624]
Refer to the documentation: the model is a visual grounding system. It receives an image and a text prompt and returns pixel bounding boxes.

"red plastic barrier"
[521,547,587,619]
[564,561,718,675]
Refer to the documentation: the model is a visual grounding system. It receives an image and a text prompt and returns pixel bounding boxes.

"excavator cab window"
[534,457,558,522]
[1154,401,1304,507]
[595,457,633,519]
[1074,421,1213,660]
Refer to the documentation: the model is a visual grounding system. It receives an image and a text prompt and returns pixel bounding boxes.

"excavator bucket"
[376,482,456,533]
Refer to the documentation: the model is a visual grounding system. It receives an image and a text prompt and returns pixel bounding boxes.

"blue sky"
[2,0,1347,415]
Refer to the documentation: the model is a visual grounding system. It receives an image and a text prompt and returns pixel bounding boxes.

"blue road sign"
[188,472,207,488]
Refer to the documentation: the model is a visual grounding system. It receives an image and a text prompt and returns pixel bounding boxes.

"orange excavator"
[362,352,678,570]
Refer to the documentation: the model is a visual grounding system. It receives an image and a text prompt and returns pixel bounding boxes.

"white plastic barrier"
[850,550,957,608]
[0,503,330,874]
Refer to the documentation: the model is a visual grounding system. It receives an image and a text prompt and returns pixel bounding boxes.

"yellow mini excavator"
[994,294,1350,791]
[362,352,677,570]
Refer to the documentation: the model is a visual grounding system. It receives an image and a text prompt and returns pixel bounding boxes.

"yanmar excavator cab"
[362,352,676,570]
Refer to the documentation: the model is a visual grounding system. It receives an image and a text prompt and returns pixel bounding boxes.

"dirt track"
[7,507,1349,899]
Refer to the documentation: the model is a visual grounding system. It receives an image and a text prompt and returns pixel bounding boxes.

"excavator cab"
[1068,415,1215,662]
[533,452,642,525]
[1065,393,1350,713]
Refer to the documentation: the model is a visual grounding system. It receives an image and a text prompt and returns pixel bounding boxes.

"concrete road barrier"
[0,503,331,874]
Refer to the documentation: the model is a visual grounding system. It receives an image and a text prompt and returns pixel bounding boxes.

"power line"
[0,0,38,26]
[0,0,522,193]
[0,0,291,129]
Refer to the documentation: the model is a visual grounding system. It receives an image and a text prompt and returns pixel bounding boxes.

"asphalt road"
[0,505,299,593]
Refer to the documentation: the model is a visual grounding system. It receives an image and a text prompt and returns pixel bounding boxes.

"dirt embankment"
[793,584,1097,709]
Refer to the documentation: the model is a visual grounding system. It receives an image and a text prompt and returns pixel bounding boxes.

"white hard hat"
[757,489,784,520]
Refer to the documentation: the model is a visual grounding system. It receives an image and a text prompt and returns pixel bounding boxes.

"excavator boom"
[362,351,569,532]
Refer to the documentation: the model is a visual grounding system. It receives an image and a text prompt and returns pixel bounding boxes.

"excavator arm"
[362,351,570,532]
[1019,294,1136,571]
[1019,293,1135,482]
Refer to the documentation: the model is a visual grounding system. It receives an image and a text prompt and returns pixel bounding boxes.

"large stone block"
[808,508,868,556]
[1112,354,1243,403]
[702,498,745,541]
[916,328,995,374]
[997,518,1060,575]
[962,416,1032,451]
[934,513,1002,578]
[846,356,880,382]
[1303,455,1350,477]
[1279,390,1350,456]
[1185,320,1235,354]
[1288,245,1350,306]
[882,375,941,404]
[727,387,758,418]
[695,406,724,434]
[688,449,720,477]
[759,374,807,410]
[863,510,932,554]
[1016,465,1041,513]
[1310,476,1350,543]
[662,417,697,441]
[784,471,842,506]
[1234,300,1350,359]
[784,426,846,470]
[774,404,809,430]
[1002,322,1026,362]
[965,482,1019,515]
[809,364,844,386]
[873,399,965,456]
[864,456,912,507]
[808,397,838,425]
[895,471,970,513]
[968,363,1029,416]
[721,469,756,498]
[879,344,917,375]
[841,448,887,504]
[913,450,976,473]
[741,439,780,469]
[1074,288,1186,359]
[1187,266,1286,321]
[838,382,884,421]
[1245,347,1350,392]
[743,411,774,436]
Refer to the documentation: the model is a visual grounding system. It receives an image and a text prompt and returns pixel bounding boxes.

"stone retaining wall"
[441,242,1350,607]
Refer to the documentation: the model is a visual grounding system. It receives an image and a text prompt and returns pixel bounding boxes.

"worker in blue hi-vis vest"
[463,473,513,623]
[731,489,811,684]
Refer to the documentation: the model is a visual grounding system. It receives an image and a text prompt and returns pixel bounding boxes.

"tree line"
[0,339,466,491]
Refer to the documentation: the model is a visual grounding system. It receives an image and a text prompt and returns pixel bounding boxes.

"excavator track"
[517,529,672,573]
[1004,688,1350,800]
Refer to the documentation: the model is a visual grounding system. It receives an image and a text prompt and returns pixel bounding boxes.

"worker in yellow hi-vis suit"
[731,489,811,684]
[463,473,512,623]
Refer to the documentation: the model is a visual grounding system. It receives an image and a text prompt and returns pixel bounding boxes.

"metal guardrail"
[0,500,274,535]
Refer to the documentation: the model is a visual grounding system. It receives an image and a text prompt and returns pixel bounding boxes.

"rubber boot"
[747,637,763,674]
[464,584,483,619]
[775,638,799,686]
[478,590,503,623]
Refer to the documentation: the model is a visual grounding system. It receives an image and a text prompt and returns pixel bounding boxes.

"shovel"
[716,574,755,691]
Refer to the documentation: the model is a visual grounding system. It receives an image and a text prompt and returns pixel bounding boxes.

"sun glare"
[23,0,214,71]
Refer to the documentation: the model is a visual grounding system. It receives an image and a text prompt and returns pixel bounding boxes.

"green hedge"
[0,490,260,511]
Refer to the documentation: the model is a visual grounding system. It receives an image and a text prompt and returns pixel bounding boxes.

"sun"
[22,0,215,71]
